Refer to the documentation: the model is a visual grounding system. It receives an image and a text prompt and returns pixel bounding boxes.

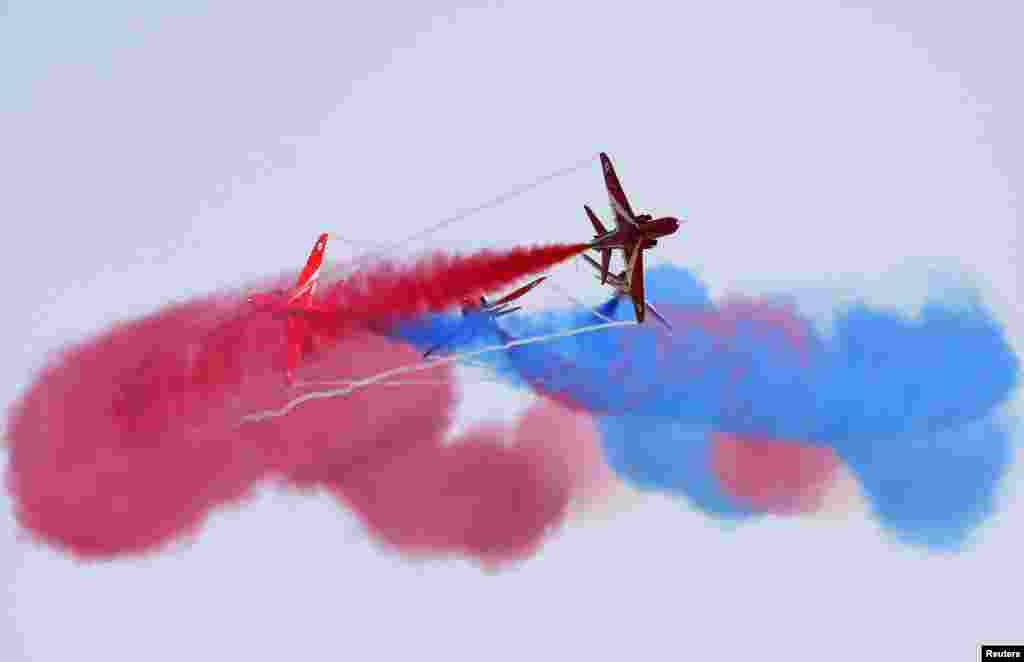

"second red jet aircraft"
[585,152,683,325]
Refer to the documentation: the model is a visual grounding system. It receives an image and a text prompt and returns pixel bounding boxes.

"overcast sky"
[2,2,1021,660]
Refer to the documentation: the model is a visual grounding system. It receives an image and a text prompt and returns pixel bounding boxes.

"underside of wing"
[600,152,637,224]
[489,276,547,308]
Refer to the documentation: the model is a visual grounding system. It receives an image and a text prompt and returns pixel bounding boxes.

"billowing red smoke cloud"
[304,399,607,566]
[514,398,617,509]
[6,244,590,561]
[5,294,271,557]
[251,330,458,483]
[329,428,571,567]
[711,434,840,515]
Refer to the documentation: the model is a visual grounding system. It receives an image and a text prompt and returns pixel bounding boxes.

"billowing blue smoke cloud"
[389,265,1020,548]
[835,415,1015,549]
[598,416,756,520]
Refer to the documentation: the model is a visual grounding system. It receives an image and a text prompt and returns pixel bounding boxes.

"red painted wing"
[488,276,546,308]
[600,152,636,223]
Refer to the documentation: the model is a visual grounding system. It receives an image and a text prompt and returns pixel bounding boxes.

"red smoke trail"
[279,386,599,566]
[321,409,576,566]
[253,330,458,484]
[275,379,603,566]
[3,243,604,561]
[2,284,441,557]
[317,244,588,331]
[514,398,617,508]
[6,263,593,562]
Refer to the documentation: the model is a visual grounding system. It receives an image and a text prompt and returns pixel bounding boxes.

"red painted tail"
[585,205,608,236]
[290,233,330,304]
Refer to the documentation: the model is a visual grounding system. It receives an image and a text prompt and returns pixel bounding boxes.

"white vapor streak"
[239,319,635,424]
[322,155,596,278]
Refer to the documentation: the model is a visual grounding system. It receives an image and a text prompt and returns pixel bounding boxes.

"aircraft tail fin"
[585,205,608,236]
[290,233,330,302]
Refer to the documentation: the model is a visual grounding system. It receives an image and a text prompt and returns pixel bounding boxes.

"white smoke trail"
[294,379,458,387]
[239,319,635,424]
[322,154,596,279]
[543,276,617,324]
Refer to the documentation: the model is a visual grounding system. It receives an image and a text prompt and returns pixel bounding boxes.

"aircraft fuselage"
[591,215,681,252]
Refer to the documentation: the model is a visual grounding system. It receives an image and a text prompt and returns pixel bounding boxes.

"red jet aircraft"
[247,233,333,384]
[423,277,547,358]
[458,276,546,318]
[585,152,683,323]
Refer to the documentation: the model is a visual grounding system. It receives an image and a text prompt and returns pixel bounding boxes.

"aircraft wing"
[488,277,547,308]
[600,152,637,225]
[580,252,605,280]
[627,245,646,324]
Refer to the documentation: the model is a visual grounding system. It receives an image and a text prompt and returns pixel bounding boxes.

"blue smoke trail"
[388,264,1020,548]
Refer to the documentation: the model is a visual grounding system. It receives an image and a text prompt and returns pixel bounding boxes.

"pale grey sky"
[2,2,1020,660]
